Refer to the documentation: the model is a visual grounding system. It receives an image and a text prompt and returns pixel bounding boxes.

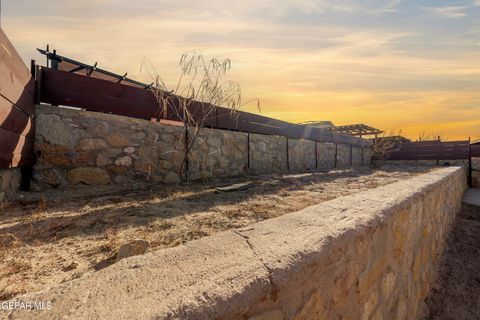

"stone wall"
[336,144,351,168]
[8,167,466,320]
[188,128,248,181]
[33,105,185,189]
[249,133,288,174]
[0,168,21,202]
[317,143,336,169]
[33,106,372,189]
[364,148,372,165]
[288,139,316,172]
[352,146,363,167]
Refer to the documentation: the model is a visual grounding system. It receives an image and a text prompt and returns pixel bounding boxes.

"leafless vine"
[141,52,259,183]
[371,129,404,161]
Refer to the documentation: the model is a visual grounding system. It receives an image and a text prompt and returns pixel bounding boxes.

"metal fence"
[37,67,369,148]
[385,140,470,161]
[0,28,35,169]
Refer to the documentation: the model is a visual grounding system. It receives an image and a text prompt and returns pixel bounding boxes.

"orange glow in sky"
[3,0,480,140]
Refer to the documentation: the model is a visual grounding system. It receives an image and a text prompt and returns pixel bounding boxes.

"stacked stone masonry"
[336,144,351,169]
[188,127,248,181]
[33,106,371,189]
[7,167,466,320]
[287,139,316,172]
[248,133,288,174]
[0,168,21,202]
[317,143,336,169]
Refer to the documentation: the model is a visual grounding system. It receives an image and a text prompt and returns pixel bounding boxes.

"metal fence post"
[468,137,472,188]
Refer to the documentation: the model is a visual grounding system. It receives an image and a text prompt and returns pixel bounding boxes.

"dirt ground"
[423,204,480,320]
[0,166,430,300]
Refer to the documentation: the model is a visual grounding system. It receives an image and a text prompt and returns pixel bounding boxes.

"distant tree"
[416,132,445,142]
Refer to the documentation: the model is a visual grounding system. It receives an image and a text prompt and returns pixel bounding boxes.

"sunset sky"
[2,0,479,140]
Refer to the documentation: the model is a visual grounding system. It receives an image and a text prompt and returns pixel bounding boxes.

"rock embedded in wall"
[68,167,111,185]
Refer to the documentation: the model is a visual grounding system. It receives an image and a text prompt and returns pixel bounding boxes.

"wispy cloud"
[423,6,467,18]
[2,0,479,140]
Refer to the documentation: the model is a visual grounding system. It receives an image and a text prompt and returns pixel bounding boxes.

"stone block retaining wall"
[0,168,21,202]
[8,167,466,319]
[336,144,351,168]
[352,146,363,167]
[189,128,248,181]
[317,143,336,169]
[249,133,288,174]
[288,139,316,172]
[33,106,372,189]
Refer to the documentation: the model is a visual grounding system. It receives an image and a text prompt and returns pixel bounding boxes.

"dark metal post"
[350,145,353,167]
[334,144,338,168]
[286,136,290,171]
[51,50,59,70]
[315,142,318,169]
[247,133,250,169]
[437,136,440,165]
[30,60,36,78]
[468,137,472,188]
[34,65,42,105]
[184,124,189,183]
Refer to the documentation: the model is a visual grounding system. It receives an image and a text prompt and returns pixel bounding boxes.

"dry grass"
[0,166,431,300]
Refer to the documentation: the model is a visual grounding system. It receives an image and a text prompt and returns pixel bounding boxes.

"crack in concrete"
[233,229,279,302]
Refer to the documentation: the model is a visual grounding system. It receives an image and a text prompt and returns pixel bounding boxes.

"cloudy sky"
[2,0,480,140]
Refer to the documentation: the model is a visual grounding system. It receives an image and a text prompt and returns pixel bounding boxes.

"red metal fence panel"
[0,28,35,169]
[39,68,367,147]
[386,140,470,160]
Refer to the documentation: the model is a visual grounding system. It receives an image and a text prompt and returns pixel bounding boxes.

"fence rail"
[385,140,470,161]
[0,28,35,169]
[38,67,368,147]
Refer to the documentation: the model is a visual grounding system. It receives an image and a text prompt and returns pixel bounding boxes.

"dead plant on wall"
[371,129,404,162]
[141,52,259,183]
[416,132,445,142]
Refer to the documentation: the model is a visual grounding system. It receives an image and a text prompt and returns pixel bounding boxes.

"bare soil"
[0,166,430,300]
[423,204,480,320]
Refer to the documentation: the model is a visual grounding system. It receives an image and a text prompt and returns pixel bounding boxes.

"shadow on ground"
[423,204,480,320]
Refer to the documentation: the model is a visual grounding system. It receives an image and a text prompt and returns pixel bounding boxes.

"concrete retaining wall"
[7,167,466,319]
[33,106,372,189]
